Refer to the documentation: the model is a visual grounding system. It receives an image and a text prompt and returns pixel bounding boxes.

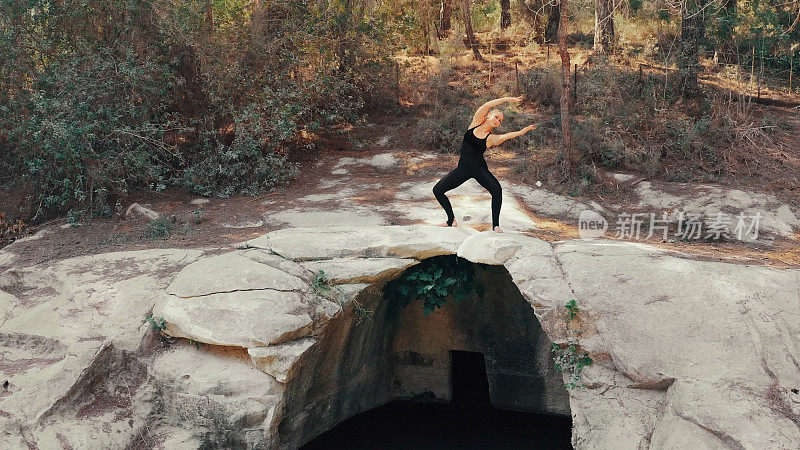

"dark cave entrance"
[300,401,573,449]
[281,256,573,449]
[450,350,490,408]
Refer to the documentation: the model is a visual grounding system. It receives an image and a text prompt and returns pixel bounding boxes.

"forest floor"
[2,39,799,269]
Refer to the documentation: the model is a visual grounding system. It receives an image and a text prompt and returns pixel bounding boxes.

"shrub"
[519,66,561,108]
[182,105,300,198]
[5,48,180,218]
[413,67,475,152]
[1,0,395,222]
[383,255,485,316]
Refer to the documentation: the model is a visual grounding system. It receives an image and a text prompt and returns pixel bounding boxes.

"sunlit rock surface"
[0,226,797,449]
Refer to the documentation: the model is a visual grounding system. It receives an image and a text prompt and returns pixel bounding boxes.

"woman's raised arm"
[486,123,537,148]
[469,96,523,128]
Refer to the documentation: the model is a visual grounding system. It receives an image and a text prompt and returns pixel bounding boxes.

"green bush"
[5,48,180,217]
[383,255,485,316]
[183,106,300,198]
[1,0,396,221]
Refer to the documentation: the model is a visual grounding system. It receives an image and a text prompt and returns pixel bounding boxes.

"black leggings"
[433,164,502,228]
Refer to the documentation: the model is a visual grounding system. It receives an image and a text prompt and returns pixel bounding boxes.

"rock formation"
[0,226,797,449]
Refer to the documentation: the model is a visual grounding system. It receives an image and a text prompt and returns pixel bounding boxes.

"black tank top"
[458,125,489,167]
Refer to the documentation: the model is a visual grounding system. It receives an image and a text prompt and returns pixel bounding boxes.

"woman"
[433,96,537,233]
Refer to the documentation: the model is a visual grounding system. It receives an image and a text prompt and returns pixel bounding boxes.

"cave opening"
[280,256,573,449]
[450,350,490,408]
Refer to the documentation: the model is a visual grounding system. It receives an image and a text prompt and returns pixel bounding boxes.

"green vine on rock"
[551,300,593,389]
[382,255,484,316]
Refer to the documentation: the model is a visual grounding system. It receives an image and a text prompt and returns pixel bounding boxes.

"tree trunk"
[557,0,574,170]
[334,0,354,75]
[463,0,484,61]
[678,0,705,97]
[545,3,560,44]
[423,19,430,54]
[500,0,511,29]
[440,0,452,32]
[205,0,213,32]
[593,0,614,53]
[715,0,736,64]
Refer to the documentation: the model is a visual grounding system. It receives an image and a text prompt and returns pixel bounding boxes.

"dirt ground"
[2,40,799,269]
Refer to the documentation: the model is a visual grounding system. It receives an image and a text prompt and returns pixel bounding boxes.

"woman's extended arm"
[469,96,523,127]
[486,124,537,148]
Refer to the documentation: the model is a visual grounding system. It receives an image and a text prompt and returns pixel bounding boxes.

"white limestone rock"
[125,203,160,221]
[301,257,418,284]
[457,232,547,265]
[370,153,400,173]
[154,290,313,348]
[247,225,477,261]
[249,338,317,383]
[511,184,606,220]
[635,180,800,239]
[166,253,307,298]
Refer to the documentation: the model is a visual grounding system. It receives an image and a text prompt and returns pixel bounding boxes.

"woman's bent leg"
[433,166,471,226]
[474,166,502,228]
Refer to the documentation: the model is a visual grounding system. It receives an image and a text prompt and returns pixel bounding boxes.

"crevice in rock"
[173,287,306,299]
[629,377,677,391]
[550,242,580,301]
[673,410,746,450]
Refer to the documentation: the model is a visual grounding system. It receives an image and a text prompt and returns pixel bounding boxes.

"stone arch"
[275,253,571,449]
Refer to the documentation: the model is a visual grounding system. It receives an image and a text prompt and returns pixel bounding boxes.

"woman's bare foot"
[438,218,458,227]
[493,225,503,233]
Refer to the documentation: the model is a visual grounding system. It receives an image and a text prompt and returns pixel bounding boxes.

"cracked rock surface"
[0,226,797,449]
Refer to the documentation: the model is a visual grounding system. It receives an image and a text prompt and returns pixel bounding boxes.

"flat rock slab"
[510,184,606,219]
[246,225,477,261]
[154,290,313,348]
[236,250,313,282]
[166,253,307,298]
[457,232,550,265]
[301,258,419,284]
[635,181,800,238]
[370,153,400,173]
[3,223,799,449]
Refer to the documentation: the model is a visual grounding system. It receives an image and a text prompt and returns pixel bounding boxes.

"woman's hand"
[522,123,537,133]
[508,96,524,103]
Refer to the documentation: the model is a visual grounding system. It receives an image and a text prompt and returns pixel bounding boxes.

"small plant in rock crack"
[146,315,167,332]
[565,299,580,319]
[146,315,173,347]
[551,334,593,389]
[551,299,593,389]
[146,315,201,349]
[312,270,373,324]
